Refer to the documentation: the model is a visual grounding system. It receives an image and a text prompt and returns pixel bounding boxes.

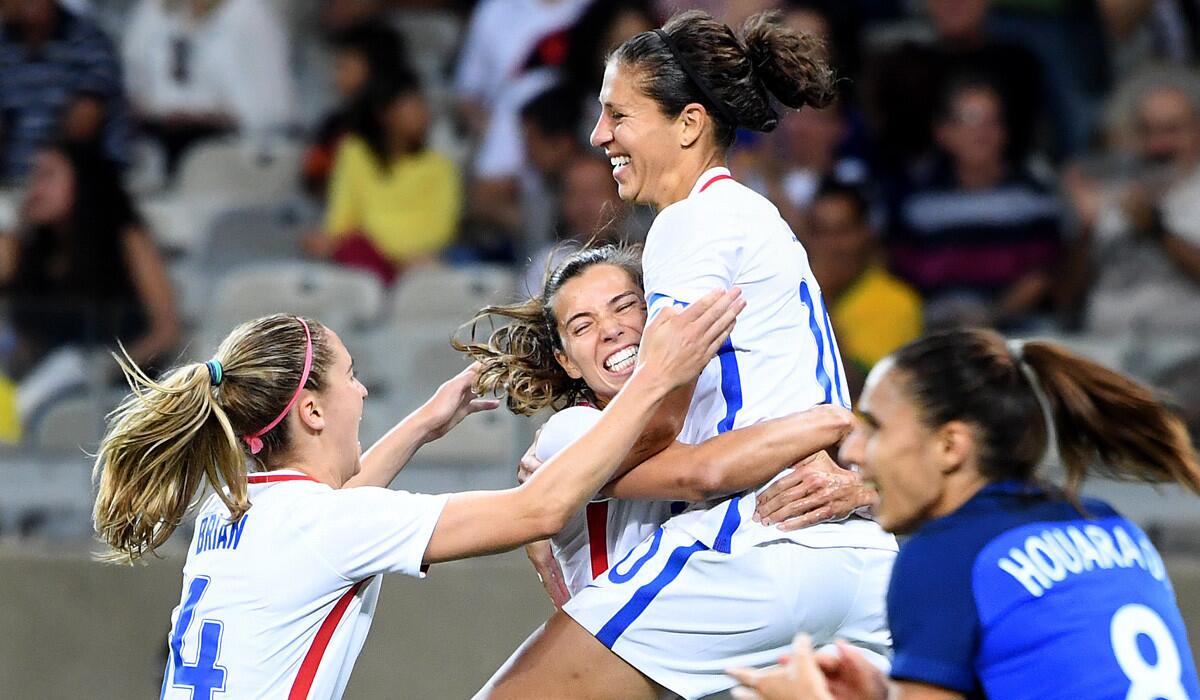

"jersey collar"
[246,469,319,485]
[688,167,733,198]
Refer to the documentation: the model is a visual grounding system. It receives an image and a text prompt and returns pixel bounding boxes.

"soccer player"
[457,244,871,602]
[476,10,897,700]
[733,328,1200,700]
[92,300,738,699]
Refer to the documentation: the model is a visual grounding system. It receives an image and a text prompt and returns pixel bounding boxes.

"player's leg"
[475,612,665,700]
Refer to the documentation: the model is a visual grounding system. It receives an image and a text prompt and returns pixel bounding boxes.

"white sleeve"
[293,488,449,582]
[642,204,740,319]
[212,0,293,131]
[452,0,494,100]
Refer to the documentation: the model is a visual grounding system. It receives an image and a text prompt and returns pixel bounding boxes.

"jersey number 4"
[162,576,227,700]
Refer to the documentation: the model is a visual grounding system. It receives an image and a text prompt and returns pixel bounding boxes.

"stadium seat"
[193,262,385,357]
[389,264,517,324]
[175,138,302,202]
[26,393,104,453]
[198,201,312,276]
[140,194,229,256]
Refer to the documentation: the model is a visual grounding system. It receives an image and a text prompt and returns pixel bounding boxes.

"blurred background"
[1,0,1200,696]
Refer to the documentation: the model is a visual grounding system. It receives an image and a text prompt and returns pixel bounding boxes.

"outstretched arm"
[346,364,500,489]
[602,404,853,502]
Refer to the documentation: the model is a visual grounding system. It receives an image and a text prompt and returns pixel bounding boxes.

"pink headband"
[244,318,313,455]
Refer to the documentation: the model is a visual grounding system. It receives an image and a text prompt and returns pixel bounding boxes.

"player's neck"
[653,153,727,209]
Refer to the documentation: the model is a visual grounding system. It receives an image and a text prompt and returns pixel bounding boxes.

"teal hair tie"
[205,360,224,387]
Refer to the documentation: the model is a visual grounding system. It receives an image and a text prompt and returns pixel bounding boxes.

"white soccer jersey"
[537,406,675,596]
[159,470,447,700]
[642,167,891,553]
[550,499,676,596]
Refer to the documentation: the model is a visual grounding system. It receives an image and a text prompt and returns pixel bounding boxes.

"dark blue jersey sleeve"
[887,529,981,694]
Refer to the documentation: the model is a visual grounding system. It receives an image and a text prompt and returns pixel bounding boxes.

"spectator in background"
[804,181,920,398]
[305,74,461,286]
[888,80,1062,330]
[561,0,658,109]
[472,83,587,257]
[302,22,408,200]
[452,0,590,142]
[523,153,630,294]
[1061,70,1200,337]
[0,0,129,184]
[864,0,1046,171]
[739,99,868,236]
[0,142,180,379]
[122,0,295,174]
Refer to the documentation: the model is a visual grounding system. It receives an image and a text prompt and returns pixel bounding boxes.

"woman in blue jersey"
[477,9,897,700]
[458,244,872,604]
[734,328,1200,700]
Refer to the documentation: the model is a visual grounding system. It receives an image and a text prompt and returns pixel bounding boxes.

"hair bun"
[741,11,837,114]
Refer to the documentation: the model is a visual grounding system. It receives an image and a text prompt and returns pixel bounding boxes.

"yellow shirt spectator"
[832,264,922,372]
[324,136,462,264]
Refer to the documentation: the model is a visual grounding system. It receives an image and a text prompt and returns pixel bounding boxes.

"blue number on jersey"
[162,576,227,700]
[798,280,847,408]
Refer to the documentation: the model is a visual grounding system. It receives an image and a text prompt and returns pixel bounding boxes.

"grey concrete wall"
[2,544,1199,699]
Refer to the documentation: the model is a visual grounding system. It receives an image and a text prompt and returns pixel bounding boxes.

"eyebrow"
[854,409,879,428]
[610,291,639,306]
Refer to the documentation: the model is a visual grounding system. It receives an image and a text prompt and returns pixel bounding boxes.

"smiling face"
[550,264,647,405]
[590,61,690,208]
[838,360,961,534]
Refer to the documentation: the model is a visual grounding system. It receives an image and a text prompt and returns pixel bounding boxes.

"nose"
[357,378,368,399]
[598,314,623,343]
[838,421,865,467]
[590,113,611,149]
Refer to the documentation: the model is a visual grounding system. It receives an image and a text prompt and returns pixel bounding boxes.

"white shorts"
[563,521,895,700]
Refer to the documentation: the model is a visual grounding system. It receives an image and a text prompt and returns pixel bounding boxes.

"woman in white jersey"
[457,244,873,603]
[475,11,898,700]
[92,300,739,699]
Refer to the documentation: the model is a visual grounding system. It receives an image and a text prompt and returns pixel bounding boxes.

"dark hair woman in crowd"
[0,141,179,378]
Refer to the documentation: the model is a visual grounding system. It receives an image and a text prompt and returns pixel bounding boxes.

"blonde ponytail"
[93,314,334,563]
[93,352,247,563]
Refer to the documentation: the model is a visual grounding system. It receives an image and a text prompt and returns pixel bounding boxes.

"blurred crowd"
[1,0,1200,445]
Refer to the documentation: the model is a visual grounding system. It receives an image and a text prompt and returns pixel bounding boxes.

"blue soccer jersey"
[888,480,1199,699]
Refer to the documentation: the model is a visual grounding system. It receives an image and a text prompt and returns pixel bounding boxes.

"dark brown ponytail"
[891,328,1200,502]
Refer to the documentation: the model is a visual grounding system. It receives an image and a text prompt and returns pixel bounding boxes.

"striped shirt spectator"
[888,81,1063,330]
[0,1,128,184]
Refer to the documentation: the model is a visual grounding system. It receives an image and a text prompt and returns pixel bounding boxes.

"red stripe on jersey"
[246,474,317,484]
[585,501,609,578]
[699,174,733,192]
[289,578,370,699]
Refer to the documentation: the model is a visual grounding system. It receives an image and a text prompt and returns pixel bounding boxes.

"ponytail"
[891,328,1200,504]
[1021,341,1200,498]
[93,352,247,563]
[93,314,334,563]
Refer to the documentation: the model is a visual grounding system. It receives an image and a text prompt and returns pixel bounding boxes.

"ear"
[678,103,707,148]
[554,349,584,381]
[933,420,974,474]
[297,391,326,433]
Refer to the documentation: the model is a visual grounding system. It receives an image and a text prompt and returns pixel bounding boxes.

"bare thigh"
[474,610,667,700]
